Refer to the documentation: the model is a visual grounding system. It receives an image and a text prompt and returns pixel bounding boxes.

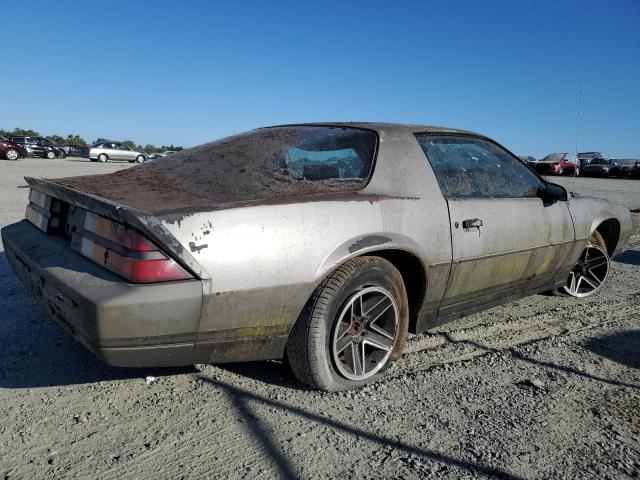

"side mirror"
[539,182,568,203]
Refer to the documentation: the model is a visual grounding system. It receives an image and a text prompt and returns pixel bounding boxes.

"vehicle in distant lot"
[1,123,632,391]
[531,153,580,176]
[581,158,616,178]
[60,144,90,157]
[0,136,29,160]
[148,150,178,160]
[578,152,604,168]
[607,159,639,178]
[90,141,148,163]
[630,163,640,180]
[8,136,67,159]
[63,144,91,158]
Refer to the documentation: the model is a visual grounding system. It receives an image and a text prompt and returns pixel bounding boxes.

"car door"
[114,143,126,160]
[415,134,575,317]
[103,143,118,159]
[28,137,43,156]
[117,143,136,161]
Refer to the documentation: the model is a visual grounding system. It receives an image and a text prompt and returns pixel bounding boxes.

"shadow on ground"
[200,376,524,480]
[614,249,640,266]
[583,330,640,369]
[0,252,195,389]
[217,360,299,388]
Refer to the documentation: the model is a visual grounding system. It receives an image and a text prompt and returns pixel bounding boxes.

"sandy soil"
[1,157,639,479]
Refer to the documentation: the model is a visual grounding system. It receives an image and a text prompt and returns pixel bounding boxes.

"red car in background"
[0,136,29,161]
[530,153,580,176]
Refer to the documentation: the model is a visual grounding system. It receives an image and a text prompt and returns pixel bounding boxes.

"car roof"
[267,122,481,137]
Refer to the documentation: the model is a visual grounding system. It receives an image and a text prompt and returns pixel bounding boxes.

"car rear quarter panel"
[156,127,452,354]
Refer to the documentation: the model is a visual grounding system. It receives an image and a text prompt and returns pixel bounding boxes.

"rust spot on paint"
[188,241,208,253]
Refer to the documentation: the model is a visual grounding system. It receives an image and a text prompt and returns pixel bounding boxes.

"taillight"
[25,189,65,233]
[74,211,192,283]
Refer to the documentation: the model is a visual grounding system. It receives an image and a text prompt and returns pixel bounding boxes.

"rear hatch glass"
[55,126,378,213]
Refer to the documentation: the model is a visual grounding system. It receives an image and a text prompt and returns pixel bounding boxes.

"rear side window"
[415,134,544,199]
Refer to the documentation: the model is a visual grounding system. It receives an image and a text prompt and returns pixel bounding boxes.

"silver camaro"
[1,123,632,391]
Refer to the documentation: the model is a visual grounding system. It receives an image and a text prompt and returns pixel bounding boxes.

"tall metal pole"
[572,80,584,193]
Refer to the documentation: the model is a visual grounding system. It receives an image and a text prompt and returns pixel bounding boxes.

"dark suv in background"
[8,136,67,159]
[577,152,604,168]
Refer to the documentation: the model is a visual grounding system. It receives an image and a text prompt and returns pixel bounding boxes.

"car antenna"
[572,79,584,195]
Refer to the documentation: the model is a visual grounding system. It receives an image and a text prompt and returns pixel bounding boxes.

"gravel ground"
[1,158,639,479]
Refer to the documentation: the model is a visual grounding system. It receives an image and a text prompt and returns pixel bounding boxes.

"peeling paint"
[348,235,392,254]
[188,241,208,253]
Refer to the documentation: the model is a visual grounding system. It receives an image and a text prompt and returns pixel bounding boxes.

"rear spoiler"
[25,177,210,280]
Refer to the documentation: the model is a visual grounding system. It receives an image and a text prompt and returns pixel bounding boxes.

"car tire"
[135,155,145,163]
[58,151,67,159]
[46,150,56,159]
[551,230,608,297]
[4,148,20,161]
[98,154,108,162]
[285,256,409,391]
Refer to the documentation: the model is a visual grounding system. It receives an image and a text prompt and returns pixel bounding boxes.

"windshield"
[541,153,566,163]
[590,158,609,165]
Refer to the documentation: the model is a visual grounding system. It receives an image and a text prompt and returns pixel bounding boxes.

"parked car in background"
[148,150,178,160]
[531,153,580,176]
[8,136,67,159]
[608,159,639,178]
[64,144,91,158]
[1,123,632,391]
[577,152,604,168]
[89,141,148,163]
[0,136,29,160]
[630,162,640,180]
[581,158,615,178]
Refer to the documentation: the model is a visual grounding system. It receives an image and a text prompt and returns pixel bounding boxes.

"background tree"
[3,127,182,151]
[122,140,138,150]
[65,134,87,146]
[6,127,41,137]
[46,134,67,144]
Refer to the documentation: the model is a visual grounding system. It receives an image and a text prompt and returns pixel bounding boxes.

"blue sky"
[3,0,639,157]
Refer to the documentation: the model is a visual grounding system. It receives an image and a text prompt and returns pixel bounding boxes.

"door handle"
[462,218,483,229]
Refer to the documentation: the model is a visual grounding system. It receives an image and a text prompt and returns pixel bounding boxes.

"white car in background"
[149,150,178,160]
[90,141,148,163]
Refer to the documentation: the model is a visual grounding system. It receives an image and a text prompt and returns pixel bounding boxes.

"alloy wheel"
[563,245,609,297]
[6,149,19,160]
[331,286,398,381]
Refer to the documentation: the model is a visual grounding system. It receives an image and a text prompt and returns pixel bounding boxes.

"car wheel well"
[595,219,620,257]
[358,250,427,333]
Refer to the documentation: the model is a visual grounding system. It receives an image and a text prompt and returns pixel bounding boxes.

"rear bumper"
[1,220,202,367]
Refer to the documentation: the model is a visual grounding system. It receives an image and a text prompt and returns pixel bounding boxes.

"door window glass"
[415,135,544,198]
